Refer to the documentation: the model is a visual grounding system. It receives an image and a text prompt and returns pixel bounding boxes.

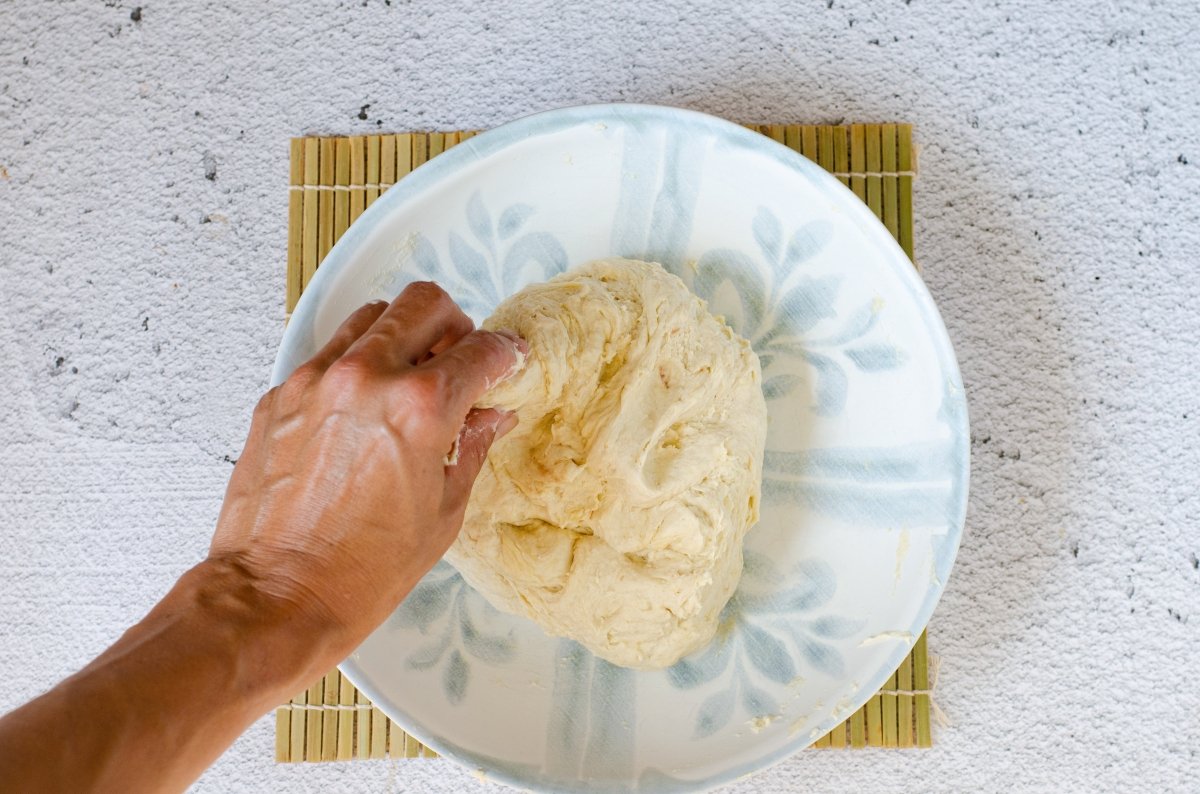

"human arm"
[0,282,523,793]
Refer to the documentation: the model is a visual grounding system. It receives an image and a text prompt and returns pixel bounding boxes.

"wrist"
[177,557,351,709]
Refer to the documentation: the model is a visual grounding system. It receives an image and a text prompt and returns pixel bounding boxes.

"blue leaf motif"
[774,276,840,336]
[762,373,803,401]
[466,192,493,248]
[807,616,865,639]
[458,597,517,664]
[741,682,778,716]
[503,232,568,289]
[741,623,796,684]
[783,220,833,268]
[796,636,845,678]
[846,344,907,372]
[742,548,781,583]
[410,232,441,277]
[405,635,450,670]
[497,203,535,240]
[694,687,735,738]
[394,575,459,630]
[807,302,878,347]
[692,250,767,338]
[739,559,836,614]
[444,649,469,705]
[448,231,492,296]
[752,207,783,265]
[667,626,733,689]
[801,350,848,417]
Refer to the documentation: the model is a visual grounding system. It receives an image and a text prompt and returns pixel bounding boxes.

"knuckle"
[324,355,375,390]
[290,361,323,385]
[400,280,450,306]
[252,389,276,417]
[402,368,450,412]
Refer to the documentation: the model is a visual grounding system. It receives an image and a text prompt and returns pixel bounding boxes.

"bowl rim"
[273,102,970,792]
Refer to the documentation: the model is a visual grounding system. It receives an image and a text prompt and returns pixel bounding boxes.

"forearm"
[0,558,345,794]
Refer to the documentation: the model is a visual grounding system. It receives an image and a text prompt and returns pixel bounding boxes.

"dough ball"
[445,258,768,669]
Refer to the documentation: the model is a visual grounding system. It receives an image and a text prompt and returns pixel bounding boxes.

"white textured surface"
[1,1,1197,792]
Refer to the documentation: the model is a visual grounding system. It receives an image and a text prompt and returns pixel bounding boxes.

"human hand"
[208,282,524,658]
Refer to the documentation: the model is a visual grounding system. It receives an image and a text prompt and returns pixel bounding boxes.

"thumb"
[441,407,518,519]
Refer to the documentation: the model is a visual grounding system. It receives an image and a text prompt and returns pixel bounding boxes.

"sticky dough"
[445,258,768,669]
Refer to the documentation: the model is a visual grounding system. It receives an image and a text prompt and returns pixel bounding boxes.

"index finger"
[421,329,527,420]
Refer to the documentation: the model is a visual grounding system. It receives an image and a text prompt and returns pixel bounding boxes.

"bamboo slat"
[360,135,377,217]
[351,136,368,225]
[285,138,304,316]
[304,677,323,762]
[316,138,335,268]
[276,124,933,763]
[321,670,339,761]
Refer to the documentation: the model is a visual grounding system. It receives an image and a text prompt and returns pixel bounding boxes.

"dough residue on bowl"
[446,257,768,669]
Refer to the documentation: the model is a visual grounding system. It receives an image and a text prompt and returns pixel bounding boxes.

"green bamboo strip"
[428,131,445,159]
[355,688,371,761]
[849,702,866,748]
[379,134,398,190]
[369,704,388,759]
[897,646,915,748]
[394,133,411,180]
[766,123,786,144]
[304,677,324,761]
[274,703,291,762]
[411,132,428,170]
[832,126,849,188]
[865,125,883,219]
[882,670,899,747]
[333,139,350,245]
[914,630,932,747]
[351,136,368,223]
[288,688,306,763]
[817,125,836,176]
[881,124,900,243]
[849,124,867,201]
[404,728,421,759]
[316,138,335,270]
[321,670,339,761]
[783,124,801,154]
[800,124,818,162]
[897,124,915,262]
[337,670,355,760]
[828,720,847,749]
[285,138,304,315]
[300,137,319,290]
[364,135,380,211]
[865,693,884,747]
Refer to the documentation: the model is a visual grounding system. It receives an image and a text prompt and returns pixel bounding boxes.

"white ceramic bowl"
[273,104,968,792]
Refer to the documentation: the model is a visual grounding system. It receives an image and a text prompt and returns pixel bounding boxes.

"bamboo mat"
[275,123,932,763]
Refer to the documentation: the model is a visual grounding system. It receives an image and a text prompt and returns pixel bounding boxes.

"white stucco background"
[2,1,1197,791]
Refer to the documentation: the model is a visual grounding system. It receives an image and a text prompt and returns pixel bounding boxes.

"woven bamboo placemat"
[275,123,933,763]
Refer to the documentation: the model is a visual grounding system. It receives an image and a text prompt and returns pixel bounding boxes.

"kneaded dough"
[445,258,768,669]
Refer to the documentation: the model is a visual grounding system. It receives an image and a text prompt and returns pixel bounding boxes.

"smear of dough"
[445,258,768,669]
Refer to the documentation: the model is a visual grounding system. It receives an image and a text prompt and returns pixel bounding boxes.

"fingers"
[420,329,528,421]
[304,301,390,373]
[441,408,518,519]
[345,281,474,370]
